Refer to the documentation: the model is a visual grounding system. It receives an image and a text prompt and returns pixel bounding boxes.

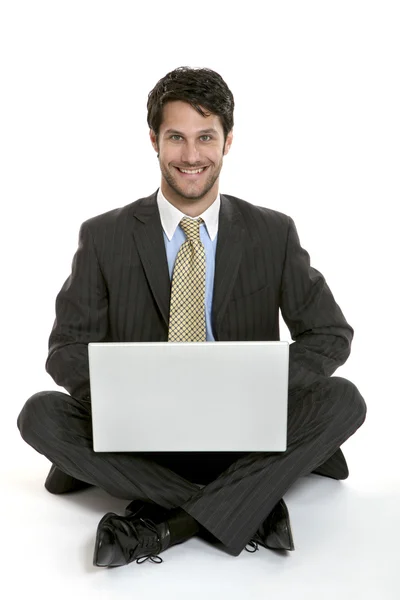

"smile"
[175,166,208,177]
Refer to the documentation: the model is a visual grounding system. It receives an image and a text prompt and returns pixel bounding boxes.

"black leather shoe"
[245,498,295,553]
[312,448,349,480]
[93,513,171,567]
[44,464,92,494]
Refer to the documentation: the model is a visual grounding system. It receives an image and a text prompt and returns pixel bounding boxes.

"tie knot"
[180,217,204,242]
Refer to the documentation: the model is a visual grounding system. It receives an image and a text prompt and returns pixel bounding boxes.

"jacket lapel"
[131,189,244,338]
[212,193,244,335]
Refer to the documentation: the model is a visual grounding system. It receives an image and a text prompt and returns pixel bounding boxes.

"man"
[17,66,367,568]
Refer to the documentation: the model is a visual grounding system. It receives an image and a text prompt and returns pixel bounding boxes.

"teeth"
[178,167,205,174]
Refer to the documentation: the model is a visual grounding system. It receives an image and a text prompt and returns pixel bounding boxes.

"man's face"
[150,100,232,206]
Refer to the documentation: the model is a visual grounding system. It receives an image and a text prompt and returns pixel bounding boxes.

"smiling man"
[151,100,232,216]
[17,66,367,568]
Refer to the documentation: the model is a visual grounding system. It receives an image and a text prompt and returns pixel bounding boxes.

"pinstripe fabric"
[42,189,355,398]
[17,189,367,556]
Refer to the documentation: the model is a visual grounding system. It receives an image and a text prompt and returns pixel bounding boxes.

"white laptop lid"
[88,341,289,452]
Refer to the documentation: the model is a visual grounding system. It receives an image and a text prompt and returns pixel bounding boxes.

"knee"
[329,376,367,426]
[17,390,65,443]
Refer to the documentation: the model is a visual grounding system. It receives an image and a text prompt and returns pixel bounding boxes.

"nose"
[180,140,201,165]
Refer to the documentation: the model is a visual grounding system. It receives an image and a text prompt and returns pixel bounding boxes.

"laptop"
[88,341,289,453]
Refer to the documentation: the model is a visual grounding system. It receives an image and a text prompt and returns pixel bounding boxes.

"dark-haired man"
[17,66,367,567]
[151,99,232,217]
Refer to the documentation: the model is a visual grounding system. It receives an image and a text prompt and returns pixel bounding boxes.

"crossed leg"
[17,375,366,555]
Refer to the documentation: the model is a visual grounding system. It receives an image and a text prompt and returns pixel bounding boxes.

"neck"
[161,183,218,217]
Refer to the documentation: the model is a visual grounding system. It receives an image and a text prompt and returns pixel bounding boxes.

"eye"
[169,135,212,141]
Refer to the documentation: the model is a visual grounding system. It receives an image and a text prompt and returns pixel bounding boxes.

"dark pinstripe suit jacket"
[45,189,354,402]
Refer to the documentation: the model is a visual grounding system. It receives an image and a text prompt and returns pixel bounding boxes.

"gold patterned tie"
[168,216,207,342]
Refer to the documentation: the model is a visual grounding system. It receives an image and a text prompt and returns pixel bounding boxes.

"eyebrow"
[164,128,219,136]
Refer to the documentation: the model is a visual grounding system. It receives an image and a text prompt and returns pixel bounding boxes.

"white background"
[1,1,399,598]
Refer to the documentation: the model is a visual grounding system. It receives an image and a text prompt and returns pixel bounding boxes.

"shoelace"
[133,517,164,564]
[245,539,259,553]
[129,515,259,560]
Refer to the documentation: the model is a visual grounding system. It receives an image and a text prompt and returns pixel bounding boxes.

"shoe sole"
[93,512,117,567]
[255,500,295,552]
[279,500,295,551]
[267,500,295,551]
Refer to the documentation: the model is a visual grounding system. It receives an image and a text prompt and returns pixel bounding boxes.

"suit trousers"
[17,375,367,556]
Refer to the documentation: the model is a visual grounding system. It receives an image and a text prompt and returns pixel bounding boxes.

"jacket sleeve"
[45,221,109,400]
[279,216,354,393]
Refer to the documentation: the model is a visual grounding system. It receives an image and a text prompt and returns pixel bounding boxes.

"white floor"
[5,420,399,600]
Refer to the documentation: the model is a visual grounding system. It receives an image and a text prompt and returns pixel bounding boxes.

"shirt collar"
[157,187,220,242]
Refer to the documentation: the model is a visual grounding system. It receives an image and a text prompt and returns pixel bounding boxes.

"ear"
[149,129,158,153]
[223,130,233,156]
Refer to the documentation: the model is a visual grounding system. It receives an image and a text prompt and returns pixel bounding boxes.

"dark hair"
[147,66,234,149]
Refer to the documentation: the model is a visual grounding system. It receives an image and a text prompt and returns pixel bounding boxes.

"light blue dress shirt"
[157,188,220,341]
